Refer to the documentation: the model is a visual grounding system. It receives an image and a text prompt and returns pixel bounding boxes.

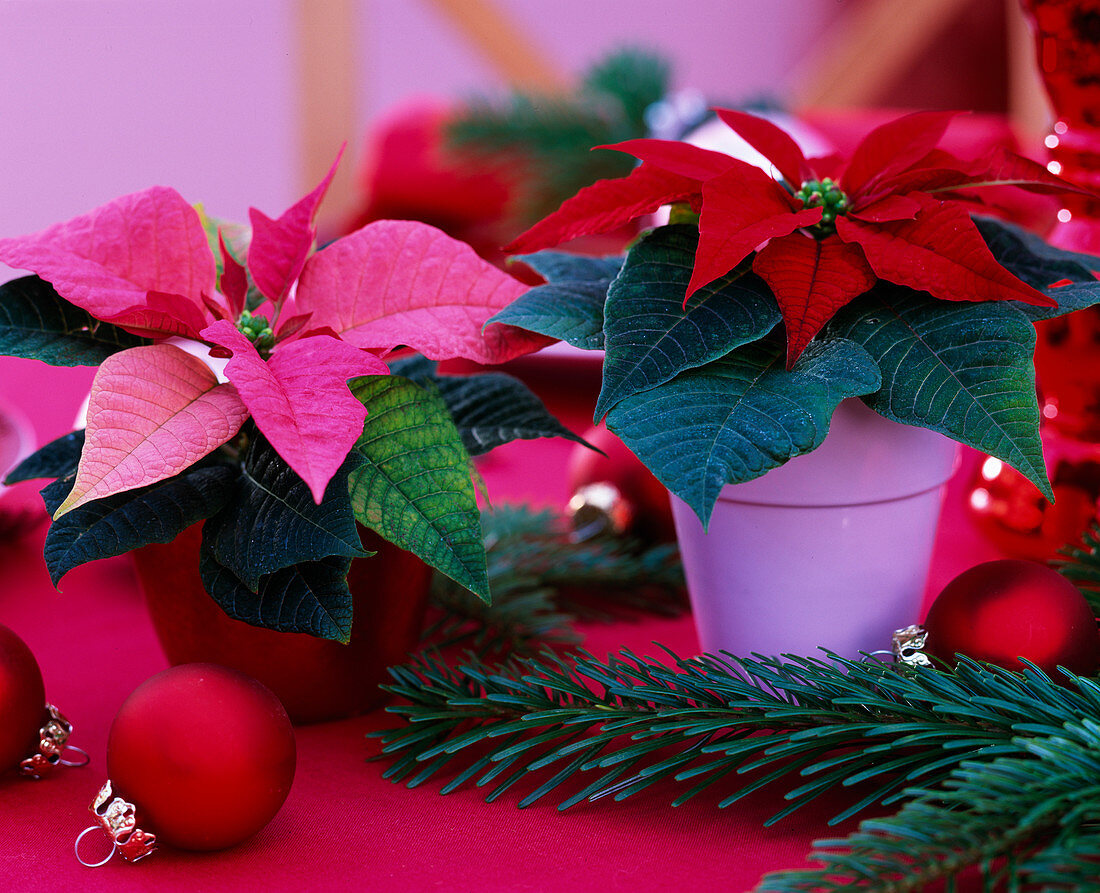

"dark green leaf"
[348,375,488,600]
[387,354,436,382]
[596,224,781,419]
[490,251,621,351]
[977,215,1099,286]
[202,430,368,589]
[516,251,624,286]
[42,464,237,585]
[391,355,586,455]
[605,335,881,526]
[5,429,84,483]
[828,284,1051,501]
[40,475,75,516]
[0,275,147,365]
[199,548,354,642]
[1018,277,1100,322]
[975,216,1100,323]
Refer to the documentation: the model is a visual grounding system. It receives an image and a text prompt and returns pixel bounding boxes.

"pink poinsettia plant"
[0,152,575,642]
[493,109,1100,525]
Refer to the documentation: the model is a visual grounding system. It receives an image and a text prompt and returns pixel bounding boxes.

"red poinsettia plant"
[0,152,574,642]
[493,109,1100,525]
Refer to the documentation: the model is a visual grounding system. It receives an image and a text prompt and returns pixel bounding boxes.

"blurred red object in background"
[344,101,518,264]
[967,0,1100,559]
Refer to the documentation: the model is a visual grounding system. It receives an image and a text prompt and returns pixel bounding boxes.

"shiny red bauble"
[923,559,1100,677]
[568,424,675,541]
[0,624,46,773]
[107,663,296,851]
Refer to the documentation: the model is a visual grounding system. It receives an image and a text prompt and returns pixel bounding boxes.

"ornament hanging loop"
[892,624,933,668]
[73,780,157,866]
[862,649,895,664]
[20,703,85,779]
[60,744,90,768]
[74,827,117,869]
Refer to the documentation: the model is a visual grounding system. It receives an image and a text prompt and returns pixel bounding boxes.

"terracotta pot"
[670,399,960,660]
[132,524,431,724]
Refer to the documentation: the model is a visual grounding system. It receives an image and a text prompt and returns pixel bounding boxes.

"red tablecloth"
[0,353,1006,892]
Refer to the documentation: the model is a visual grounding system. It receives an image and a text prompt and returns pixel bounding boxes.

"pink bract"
[55,345,250,515]
[0,186,215,327]
[248,148,343,307]
[296,219,549,365]
[0,152,539,510]
[202,322,387,503]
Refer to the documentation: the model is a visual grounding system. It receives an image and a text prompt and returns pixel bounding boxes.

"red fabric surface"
[0,350,1006,891]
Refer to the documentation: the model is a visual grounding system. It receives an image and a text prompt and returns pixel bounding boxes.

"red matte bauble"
[107,664,296,851]
[568,424,675,541]
[0,624,45,773]
[923,559,1100,677]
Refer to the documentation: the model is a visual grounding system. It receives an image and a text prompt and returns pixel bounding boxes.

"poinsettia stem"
[269,300,284,335]
[219,428,249,461]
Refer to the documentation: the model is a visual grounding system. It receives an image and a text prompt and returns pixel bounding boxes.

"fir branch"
[380,517,1100,888]
[1053,521,1100,615]
[757,715,1100,891]
[578,47,672,138]
[1015,829,1100,890]
[424,505,685,654]
[375,647,1100,826]
[426,583,580,655]
[447,97,635,221]
[446,48,672,221]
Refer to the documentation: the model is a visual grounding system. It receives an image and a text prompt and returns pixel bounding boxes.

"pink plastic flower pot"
[670,399,960,659]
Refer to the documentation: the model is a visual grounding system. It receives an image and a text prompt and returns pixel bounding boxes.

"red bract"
[507,109,1087,367]
[0,152,542,510]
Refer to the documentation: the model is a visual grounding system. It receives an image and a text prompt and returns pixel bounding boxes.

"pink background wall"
[1,0,300,443]
[363,0,845,118]
[0,0,1010,447]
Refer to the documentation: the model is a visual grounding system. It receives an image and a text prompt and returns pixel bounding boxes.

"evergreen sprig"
[1054,521,1100,616]
[375,648,1099,828]
[446,47,671,221]
[378,525,1100,889]
[759,715,1100,891]
[425,505,685,654]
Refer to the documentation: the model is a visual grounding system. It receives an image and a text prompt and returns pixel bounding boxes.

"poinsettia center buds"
[237,309,275,353]
[795,178,849,234]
